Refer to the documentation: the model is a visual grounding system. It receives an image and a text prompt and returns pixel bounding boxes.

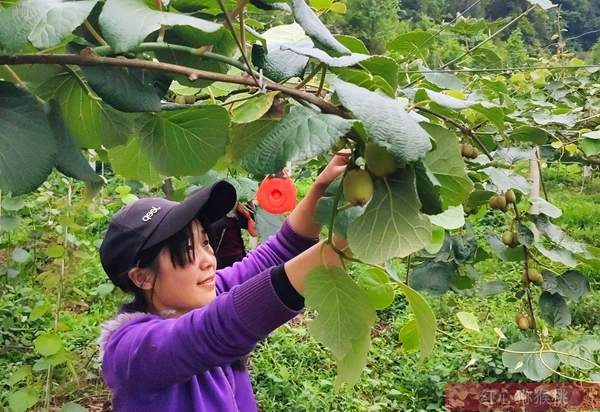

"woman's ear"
[128,267,155,290]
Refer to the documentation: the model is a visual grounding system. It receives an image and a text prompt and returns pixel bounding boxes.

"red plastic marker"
[256,172,297,214]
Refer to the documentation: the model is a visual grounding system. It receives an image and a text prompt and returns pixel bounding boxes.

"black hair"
[118,217,215,314]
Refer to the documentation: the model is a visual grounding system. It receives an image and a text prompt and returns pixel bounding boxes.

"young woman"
[97,153,350,411]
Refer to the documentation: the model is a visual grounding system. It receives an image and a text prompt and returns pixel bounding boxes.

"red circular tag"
[256,174,297,214]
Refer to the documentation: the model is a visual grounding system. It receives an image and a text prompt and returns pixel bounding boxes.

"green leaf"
[410,261,455,295]
[466,190,495,209]
[424,89,475,110]
[421,69,464,90]
[534,216,587,255]
[357,267,394,310]
[468,47,501,67]
[37,72,132,149]
[305,266,376,359]
[425,226,445,254]
[422,124,474,208]
[334,34,368,54]
[482,167,530,194]
[359,56,398,89]
[8,365,32,386]
[60,403,88,412]
[510,126,548,145]
[396,281,436,361]
[329,1,346,13]
[428,205,465,230]
[528,0,557,10]
[471,104,504,132]
[8,387,39,412]
[539,291,571,327]
[47,100,102,184]
[291,0,350,55]
[532,111,577,127]
[333,80,432,165]
[81,65,171,113]
[399,319,419,352]
[282,45,369,67]
[46,244,65,258]
[138,105,229,176]
[34,333,63,357]
[502,339,559,381]
[554,270,590,301]
[95,282,115,297]
[535,243,576,267]
[0,215,21,232]
[456,311,480,332]
[12,248,30,264]
[0,0,96,51]
[99,0,221,53]
[241,105,353,175]
[582,130,600,139]
[488,235,526,262]
[414,162,443,215]
[29,302,51,321]
[255,206,284,244]
[315,195,364,238]
[529,198,562,219]
[1,196,25,211]
[229,92,277,124]
[333,332,370,390]
[581,138,600,156]
[477,280,508,297]
[553,340,595,370]
[228,119,278,163]
[309,0,332,10]
[0,80,57,195]
[386,30,431,58]
[108,138,162,186]
[155,26,236,88]
[347,167,432,264]
[256,23,313,83]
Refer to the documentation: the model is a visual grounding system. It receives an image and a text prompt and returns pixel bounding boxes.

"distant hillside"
[399,0,600,50]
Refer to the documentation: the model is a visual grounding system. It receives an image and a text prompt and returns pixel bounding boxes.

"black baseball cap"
[99,180,237,287]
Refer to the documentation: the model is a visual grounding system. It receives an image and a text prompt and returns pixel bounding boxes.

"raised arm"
[216,151,350,293]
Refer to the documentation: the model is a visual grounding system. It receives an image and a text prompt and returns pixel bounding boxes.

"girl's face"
[148,220,217,316]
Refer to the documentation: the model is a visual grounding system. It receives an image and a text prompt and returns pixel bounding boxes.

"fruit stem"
[317,64,327,97]
[327,174,346,245]
[336,203,354,212]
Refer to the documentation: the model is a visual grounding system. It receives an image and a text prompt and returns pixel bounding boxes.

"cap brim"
[142,180,237,250]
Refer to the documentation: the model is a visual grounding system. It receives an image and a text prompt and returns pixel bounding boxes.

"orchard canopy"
[1,0,600,390]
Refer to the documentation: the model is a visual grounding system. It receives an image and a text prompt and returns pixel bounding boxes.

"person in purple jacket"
[97,152,351,411]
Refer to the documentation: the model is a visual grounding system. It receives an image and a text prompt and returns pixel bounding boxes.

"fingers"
[333,148,351,158]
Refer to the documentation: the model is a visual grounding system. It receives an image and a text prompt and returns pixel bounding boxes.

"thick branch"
[0,53,344,116]
[93,42,249,73]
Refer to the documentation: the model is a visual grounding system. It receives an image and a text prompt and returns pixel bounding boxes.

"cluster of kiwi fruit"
[516,312,533,330]
[489,189,517,213]
[459,143,480,159]
[342,142,398,206]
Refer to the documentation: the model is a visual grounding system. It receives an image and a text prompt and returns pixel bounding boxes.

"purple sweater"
[98,220,318,411]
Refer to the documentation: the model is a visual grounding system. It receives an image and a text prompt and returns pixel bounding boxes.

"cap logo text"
[142,206,161,222]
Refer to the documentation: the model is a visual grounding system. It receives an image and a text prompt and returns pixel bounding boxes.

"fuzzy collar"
[97,311,150,361]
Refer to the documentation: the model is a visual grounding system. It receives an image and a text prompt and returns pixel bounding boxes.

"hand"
[314,149,351,189]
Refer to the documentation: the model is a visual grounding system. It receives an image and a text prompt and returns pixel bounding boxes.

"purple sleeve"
[102,268,303,390]
[215,219,318,294]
